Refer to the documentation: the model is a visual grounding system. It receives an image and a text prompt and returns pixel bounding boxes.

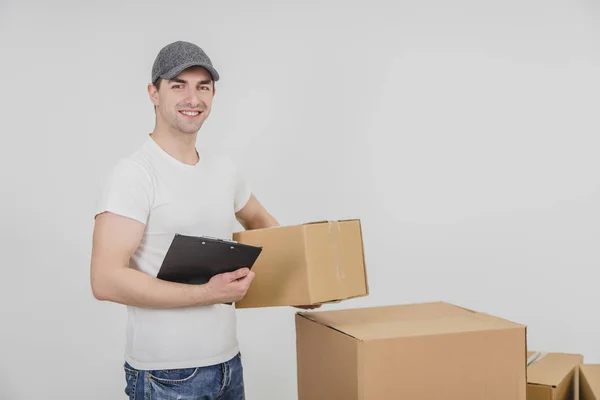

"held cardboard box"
[580,365,600,400]
[233,219,368,308]
[527,351,584,400]
[295,301,526,400]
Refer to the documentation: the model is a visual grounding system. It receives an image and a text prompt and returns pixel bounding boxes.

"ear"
[148,83,159,107]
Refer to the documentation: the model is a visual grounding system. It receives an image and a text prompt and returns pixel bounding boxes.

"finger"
[294,304,320,309]
[226,268,250,281]
[236,271,255,285]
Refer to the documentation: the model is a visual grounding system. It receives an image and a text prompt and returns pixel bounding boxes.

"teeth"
[181,111,200,116]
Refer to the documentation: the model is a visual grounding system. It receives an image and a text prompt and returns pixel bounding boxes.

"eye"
[200,86,211,91]
[172,85,183,89]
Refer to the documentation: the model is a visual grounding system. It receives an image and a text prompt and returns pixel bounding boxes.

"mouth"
[179,110,203,119]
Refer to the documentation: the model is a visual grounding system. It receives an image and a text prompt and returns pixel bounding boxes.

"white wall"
[1,0,599,399]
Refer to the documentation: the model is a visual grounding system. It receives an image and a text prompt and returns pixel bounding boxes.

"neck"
[150,123,199,166]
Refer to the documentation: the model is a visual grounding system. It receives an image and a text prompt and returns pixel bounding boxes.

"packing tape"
[527,351,548,367]
[328,220,345,281]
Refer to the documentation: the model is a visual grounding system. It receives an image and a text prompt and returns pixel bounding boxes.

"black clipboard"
[156,233,263,285]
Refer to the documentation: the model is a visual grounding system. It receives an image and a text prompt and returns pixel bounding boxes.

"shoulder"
[111,156,152,181]
[102,148,155,192]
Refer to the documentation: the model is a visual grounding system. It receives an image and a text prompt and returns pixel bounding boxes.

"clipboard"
[156,233,263,285]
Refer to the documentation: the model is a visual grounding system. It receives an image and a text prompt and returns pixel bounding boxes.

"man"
[90,41,284,399]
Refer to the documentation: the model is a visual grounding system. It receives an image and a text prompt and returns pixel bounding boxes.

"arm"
[235,194,279,230]
[90,212,253,308]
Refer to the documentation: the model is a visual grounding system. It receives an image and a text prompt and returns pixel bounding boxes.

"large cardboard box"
[580,365,600,400]
[295,301,526,400]
[233,219,368,308]
[527,351,584,400]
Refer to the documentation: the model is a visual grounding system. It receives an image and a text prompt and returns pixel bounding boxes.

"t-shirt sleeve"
[95,159,154,224]
[233,161,252,213]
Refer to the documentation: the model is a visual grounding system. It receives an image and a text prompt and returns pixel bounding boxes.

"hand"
[206,268,255,304]
[293,304,321,310]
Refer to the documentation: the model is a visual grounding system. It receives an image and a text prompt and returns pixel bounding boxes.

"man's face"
[149,66,215,135]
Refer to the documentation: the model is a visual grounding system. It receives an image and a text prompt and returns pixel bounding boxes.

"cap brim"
[159,61,220,82]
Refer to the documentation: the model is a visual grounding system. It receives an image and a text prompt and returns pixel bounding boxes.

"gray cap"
[151,41,220,84]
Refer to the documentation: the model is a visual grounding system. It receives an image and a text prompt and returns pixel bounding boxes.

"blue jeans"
[124,353,245,400]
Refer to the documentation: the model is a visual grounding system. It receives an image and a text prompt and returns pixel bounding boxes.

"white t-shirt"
[95,135,252,370]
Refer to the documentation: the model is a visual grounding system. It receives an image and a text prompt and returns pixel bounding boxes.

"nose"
[184,86,201,108]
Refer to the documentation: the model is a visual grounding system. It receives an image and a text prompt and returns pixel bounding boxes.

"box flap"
[581,364,600,399]
[296,313,360,340]
[527,352,584,387]
[299,301,523,340]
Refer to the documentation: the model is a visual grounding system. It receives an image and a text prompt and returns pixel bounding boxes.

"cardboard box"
[295,301,526,400]
[233,219,368,308]
[580,365,600,400]
[527,351,584,400]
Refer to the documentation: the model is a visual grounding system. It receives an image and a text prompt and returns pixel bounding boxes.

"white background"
[1,0,599,399]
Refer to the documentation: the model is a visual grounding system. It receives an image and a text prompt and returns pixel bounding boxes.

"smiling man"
[90,41,279,399]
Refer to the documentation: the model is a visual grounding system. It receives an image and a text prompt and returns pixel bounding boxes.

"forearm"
[91,266,217,309]
[245,210,279,230]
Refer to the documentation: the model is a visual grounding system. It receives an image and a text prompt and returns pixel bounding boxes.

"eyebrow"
[169,78,213,85]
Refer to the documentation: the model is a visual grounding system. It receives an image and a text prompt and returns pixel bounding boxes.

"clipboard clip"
[174,233,238,244]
